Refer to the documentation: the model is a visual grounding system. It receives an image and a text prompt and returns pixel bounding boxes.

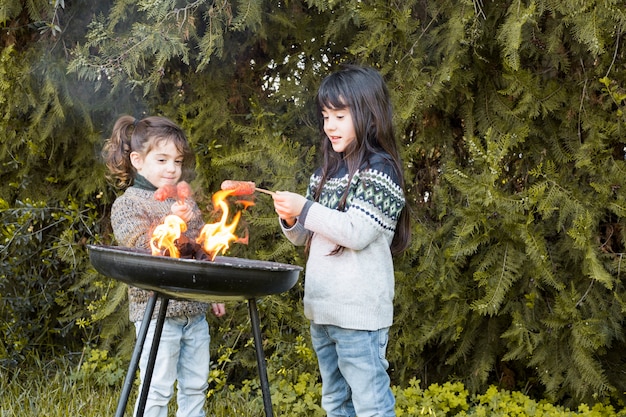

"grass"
[1,362,119,416]
[5,356,626,417]
[0,357,270,417]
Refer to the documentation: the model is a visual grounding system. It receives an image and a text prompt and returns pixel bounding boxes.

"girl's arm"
[273,191,311,246]
[272,189,381,250]
[112,192,196,248]
[111,198,155,249]
[304,203,382,249]
[301,168,404,250]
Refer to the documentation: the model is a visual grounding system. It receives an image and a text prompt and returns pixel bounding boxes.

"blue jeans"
[310,323,395,417]
[134,314,210,417]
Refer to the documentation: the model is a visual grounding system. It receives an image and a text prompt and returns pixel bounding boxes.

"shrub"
[0,197,104,364]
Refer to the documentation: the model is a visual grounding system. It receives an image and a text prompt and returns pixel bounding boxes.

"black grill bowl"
[87,245,302,301]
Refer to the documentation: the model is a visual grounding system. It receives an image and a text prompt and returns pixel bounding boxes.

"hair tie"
[133,118,140,127]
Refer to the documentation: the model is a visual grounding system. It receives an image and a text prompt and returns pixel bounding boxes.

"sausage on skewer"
[154,184,177,201]
[220,180,274,196]
[154,181,192,204]
[176,181,192,201]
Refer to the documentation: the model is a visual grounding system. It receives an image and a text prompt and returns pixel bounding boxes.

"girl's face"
[130,138,184,188]
[322,106,357,153]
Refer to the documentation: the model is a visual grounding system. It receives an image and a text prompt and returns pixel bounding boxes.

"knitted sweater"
[281,153,405,331]
[111,181,209,322]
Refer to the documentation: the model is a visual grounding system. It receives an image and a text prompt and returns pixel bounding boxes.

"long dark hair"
[314,65,410,255]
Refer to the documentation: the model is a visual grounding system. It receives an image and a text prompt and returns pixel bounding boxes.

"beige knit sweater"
[111,185,209,322]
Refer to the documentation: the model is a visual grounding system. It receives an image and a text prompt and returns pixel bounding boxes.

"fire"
[197,189,250,260]
[150,215,187,257]
[149,188,252,260]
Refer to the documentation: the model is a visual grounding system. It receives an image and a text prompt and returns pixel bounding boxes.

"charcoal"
[195,249,211,261]
[175,235,211,260]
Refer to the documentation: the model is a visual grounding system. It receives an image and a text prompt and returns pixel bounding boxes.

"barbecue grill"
[88,244,302,417]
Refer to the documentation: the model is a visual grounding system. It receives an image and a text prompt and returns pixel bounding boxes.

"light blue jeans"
[134,314,210,417]
[310,323,396,417]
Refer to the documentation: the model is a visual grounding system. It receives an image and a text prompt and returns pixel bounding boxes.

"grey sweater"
[111,185,209,322]
[281,155,405,331]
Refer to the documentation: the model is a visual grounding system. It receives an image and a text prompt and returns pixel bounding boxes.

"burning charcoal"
[174,235,211,260]
[194,248,211,261]
[186,241,211,260]
[175,235,197,258]
[158,248,172,257]
[177,243,195,258]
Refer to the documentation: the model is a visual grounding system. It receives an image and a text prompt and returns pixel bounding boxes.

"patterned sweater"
[281,153,405,331]
[111,179,209,322]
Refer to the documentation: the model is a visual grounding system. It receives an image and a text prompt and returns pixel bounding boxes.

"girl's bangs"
[317,81,348,110]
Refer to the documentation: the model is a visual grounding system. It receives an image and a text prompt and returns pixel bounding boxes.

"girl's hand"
[171,201,193,222]
[211,303,226,317]
[272,191,307,226]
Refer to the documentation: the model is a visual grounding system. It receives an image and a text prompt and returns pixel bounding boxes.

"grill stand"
[114,293,274,417]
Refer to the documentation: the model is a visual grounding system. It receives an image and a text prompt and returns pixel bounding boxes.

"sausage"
[220,180,256,196]
[154,184,177,201]
[176,181,192,201]
[154,181,192,202]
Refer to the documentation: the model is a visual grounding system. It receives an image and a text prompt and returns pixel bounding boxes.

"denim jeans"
[134,313,210,417]
[310,323,395,417]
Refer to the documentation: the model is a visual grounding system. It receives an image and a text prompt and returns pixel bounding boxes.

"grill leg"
[136,296,169,417]
[115,293,158,417]
[247,298,273,417]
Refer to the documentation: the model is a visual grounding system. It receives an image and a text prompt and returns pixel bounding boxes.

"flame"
[150,214,187,257]
[149,189,252,260]
[197,189,251,260]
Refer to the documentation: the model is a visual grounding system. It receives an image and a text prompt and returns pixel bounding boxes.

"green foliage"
[3,0,626,410]
[394,379,470,416]
[6,361,626,416]
[70,347,126,387]
[0,197,105,362]
[385,0,626,406]
[462,385,626,417]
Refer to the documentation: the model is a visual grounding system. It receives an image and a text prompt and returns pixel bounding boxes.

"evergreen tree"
[1,0,626,406]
